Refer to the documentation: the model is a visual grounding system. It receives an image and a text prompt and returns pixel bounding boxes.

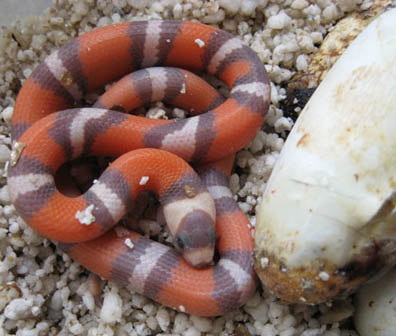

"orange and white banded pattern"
[8,20,270,316]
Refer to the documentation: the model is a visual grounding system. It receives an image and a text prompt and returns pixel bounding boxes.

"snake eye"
[176,237,185,250]
[176,234,191,250]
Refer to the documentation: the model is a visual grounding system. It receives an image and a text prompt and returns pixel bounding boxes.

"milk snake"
[7,20,270,316]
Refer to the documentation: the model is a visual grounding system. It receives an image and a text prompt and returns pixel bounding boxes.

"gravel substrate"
[0,0,374,335]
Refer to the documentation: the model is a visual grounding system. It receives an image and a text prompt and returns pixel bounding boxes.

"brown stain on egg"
[333,65,377,108]
[389,176,396,189]
[296,133,310,147]
[254,237,396,304]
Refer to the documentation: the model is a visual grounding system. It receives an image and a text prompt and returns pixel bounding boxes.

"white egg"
[255,8,396,303]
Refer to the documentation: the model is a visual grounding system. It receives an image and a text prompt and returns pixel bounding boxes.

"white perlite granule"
[194,38,205,48]
[139,175,149,185]
[0,0,365,335]
[124,238,134,249]
[75,204,96,225]
[319,272,331,281]
[180,82,186,94]
[100,287,123,323]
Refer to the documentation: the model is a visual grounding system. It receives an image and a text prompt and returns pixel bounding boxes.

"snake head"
[162,190,217,268]
[174,211,216,268]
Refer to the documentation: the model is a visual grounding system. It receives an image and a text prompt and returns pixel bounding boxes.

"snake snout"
[176,210,216,268]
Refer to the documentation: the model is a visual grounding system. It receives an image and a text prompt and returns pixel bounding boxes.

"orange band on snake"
[8,21,270,316]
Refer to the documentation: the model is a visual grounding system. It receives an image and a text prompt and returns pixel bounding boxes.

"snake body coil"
[8,21,270,316]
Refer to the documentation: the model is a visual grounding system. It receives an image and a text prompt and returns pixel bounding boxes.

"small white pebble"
[31,34,47,50]
[147,107,167,119]
[1,106,13,124]
[194,38,205,48]
[139,176,149,185]
[132,323,145,334]
[291,0,309,9]
[241,0,258,16]
[261,257,269,268]
[151,1,163,12]
[8,220,19,234]
[124,238,134,249]
[146,316,158,330]
[239,202,252,213]
[245,302,269,324]
[49,289,67,312]
[190,315,213,332]
[274,117,293,133]
[268,301,287,322]
[172,108,186,119]
[311,31,324,44]
[4,298,33,320]
[100,288,122,323]
[180,82,186,94]
[280,328,297,336]
[322,3,339,22]
[31,306,40,316]
[75,0,89,15]
[3,204,15,217]
[173,313,190,333]
[249,137,264,153]
[36,321,49,332]
[184,326,201,336]
[49,16,64,25]
[97,16,112,27]
[0,228,7,239]
[173,3,183,18]
[267,11,292,29]
[139,219,161,236]
[0,185,10,203]
[156,307,170,331]
[143,303,156,315]
[81,291,95,310]
[319,272,330,281]
[69,321,84,335]
[296,54,309,72]
[75,204,95,225]
[131,293,147,308]
[202,9,225,24]
[219,0,241,14]
[360,0,373,10]
[23,68,32,78]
